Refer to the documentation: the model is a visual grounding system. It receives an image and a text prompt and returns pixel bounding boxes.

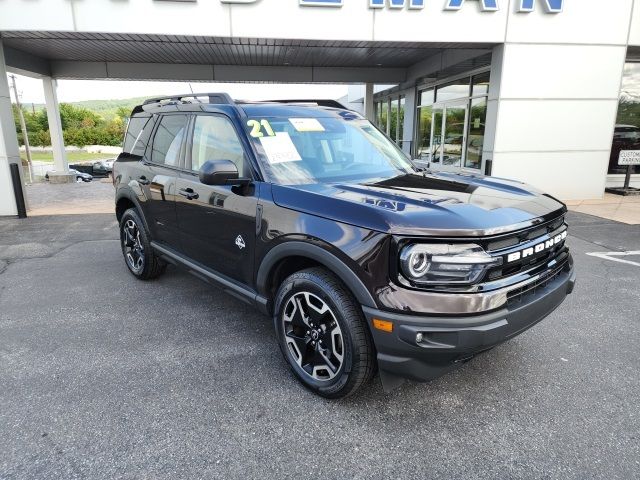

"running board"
[150,241,269,314]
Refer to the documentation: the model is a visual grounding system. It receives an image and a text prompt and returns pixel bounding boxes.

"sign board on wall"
[210,0,566,13]
[618,150,640,166]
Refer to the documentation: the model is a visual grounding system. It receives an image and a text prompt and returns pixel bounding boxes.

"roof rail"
[259,99,347,109]
[142,93,235,106]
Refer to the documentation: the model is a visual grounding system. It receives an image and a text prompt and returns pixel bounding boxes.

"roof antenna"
[188,83,194,94]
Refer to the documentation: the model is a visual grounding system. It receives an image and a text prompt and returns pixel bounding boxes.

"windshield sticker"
[289,118,325,132]
[259,132,302,164]
[247,119,275,138]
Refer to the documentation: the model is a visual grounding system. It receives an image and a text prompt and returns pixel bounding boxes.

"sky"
[5,73,350,105]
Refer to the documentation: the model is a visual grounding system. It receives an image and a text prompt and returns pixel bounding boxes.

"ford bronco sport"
[114,93,575,398]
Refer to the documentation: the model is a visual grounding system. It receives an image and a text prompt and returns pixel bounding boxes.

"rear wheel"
[119,208,166,280]
[273,267,375,398]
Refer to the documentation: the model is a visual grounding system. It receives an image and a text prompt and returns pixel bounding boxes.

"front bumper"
[363,260,576,387]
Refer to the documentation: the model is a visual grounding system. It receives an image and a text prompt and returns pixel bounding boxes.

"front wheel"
[273,267,375,399]
[119,208,166,280]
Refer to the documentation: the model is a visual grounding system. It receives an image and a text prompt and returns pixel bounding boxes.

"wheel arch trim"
[256,241,377,309]
[115,189,151,232]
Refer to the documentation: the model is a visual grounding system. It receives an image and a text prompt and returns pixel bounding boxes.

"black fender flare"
[115,188,151,233]
[256,241,377,309]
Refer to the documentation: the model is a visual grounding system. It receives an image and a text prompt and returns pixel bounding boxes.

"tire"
[76,177,83,183]
[273,267,375,399]
[119,208,166,280]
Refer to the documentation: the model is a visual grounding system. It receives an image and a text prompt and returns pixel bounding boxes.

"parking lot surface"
[0,210,639,479]
[24,181,115,216]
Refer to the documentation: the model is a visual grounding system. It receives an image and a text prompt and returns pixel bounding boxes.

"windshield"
[245,114,415,185]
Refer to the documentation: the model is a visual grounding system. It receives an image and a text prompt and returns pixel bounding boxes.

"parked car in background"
[45,168,93,183]
[103,158,116,169]
[69,161,113,178]
[92,161,113,177]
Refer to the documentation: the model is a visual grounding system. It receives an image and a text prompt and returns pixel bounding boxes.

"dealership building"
[1,0,639,216]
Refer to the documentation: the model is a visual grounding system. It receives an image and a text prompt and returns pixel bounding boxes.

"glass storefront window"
[390,99,399,141]
[465,97,487,169]
[415,73,489,168]
[416,106,433,160]
[419,89,434,107]
[472,72,491,97]
[380,100,389,135]
[609,62,640,174]
[441,103,466,168]
[436,78,470,103]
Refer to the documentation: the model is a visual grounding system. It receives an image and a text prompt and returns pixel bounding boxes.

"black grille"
[507,258,569,306]
[484,214,568,283]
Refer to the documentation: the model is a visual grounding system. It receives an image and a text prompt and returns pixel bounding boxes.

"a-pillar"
[42,76,73,183]
[0,39,24,216]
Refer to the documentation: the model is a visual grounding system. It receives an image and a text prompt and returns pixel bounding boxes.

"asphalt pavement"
[0,211,638,479]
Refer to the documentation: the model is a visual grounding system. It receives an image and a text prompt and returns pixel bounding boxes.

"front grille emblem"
[506,230,567,263]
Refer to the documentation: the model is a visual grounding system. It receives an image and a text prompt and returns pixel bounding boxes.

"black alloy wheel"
[274,267,375,398]
[119,208,166,280]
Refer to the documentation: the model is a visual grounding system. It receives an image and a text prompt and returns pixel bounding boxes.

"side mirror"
[199,160,239,186]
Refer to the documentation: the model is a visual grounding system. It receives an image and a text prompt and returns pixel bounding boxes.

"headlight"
[400,243,501,285]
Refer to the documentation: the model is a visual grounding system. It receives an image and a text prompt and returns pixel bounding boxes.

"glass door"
[429,100,468,171]
[429,107,444,165]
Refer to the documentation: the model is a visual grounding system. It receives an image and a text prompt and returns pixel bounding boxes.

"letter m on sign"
[518,0,564,13]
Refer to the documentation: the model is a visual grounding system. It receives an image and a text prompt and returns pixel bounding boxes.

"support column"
[402,88,416,156]
[0,40,23,216]
[363,83,375,122]
[486,43,626,200]
[42,76,73,183]
[483,1,634,201]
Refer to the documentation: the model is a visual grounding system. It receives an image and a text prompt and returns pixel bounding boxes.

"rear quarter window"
[123,114,153,156]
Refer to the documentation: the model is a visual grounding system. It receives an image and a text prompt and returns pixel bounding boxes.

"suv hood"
[271,172,566,237]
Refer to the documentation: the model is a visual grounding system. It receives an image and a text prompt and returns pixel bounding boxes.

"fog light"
[416,333,424,343]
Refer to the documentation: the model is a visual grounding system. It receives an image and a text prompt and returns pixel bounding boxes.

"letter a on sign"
[517,0,563,13]
[444,0,499,12]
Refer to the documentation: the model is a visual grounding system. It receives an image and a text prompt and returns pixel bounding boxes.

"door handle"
[178,188,199,200]
[138,176,150,185]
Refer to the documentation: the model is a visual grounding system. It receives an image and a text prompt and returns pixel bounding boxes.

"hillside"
[28,96,153,121]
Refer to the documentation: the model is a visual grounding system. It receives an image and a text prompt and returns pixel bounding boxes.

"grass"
[20,151,115,163]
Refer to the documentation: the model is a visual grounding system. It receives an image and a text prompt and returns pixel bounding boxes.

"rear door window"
[151,115,188,167]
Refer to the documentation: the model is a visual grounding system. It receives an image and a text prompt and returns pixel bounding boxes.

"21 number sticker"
[247,119,275,138]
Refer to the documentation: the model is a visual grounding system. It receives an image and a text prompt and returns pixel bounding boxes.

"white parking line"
[586,251,640,267]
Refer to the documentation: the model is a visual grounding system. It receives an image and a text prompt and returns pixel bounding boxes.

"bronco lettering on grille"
[506,230,567,263]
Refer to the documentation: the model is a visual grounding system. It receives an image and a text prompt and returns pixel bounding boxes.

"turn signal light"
[372,318,393,333]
